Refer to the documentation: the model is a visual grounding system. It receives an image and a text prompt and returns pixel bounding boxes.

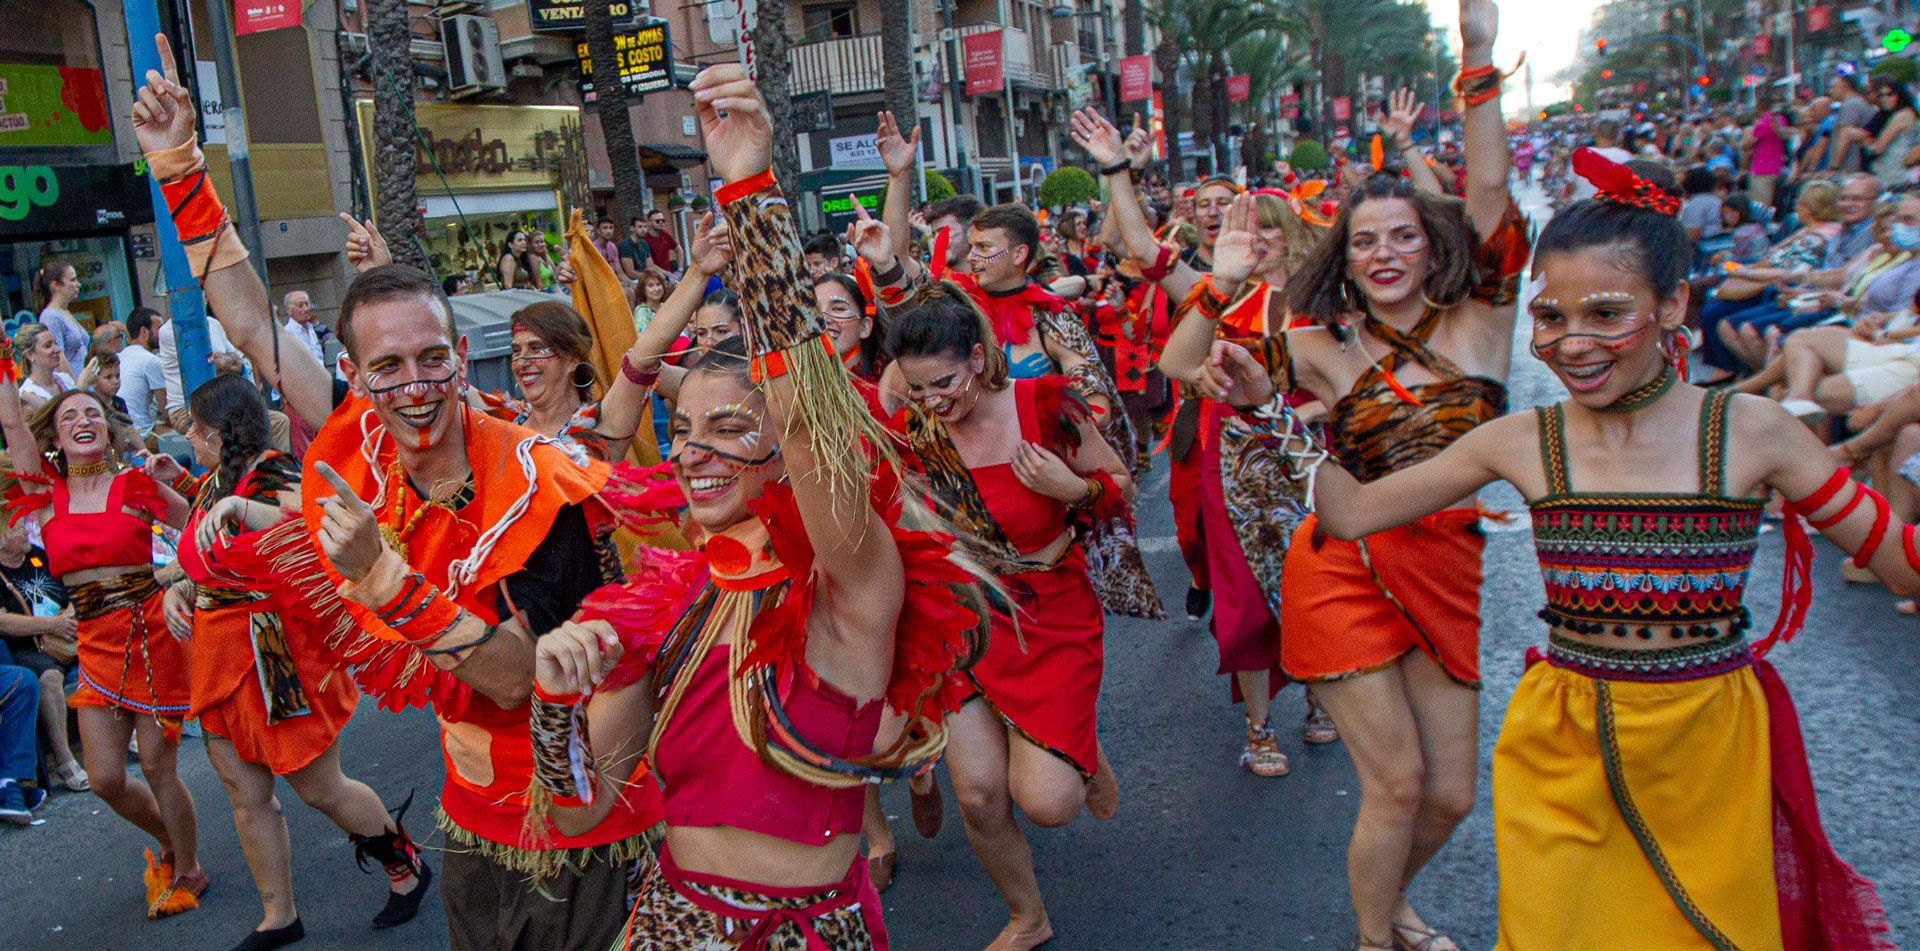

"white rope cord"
[443,432,575,601]
[1250,400,1330,512]
[357,409,391,509]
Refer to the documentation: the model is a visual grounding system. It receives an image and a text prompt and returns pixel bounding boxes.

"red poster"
[963,30,1004,96]
[236,0,300,34]
[1753,33,1772,56]
[1332,96,1352,121]
[1282,107,1300,120]
[1226,75,1250,103]
[1119,55,1152,102]
[1806,4,1831,32]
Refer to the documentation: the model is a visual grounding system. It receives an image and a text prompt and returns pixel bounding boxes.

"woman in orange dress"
[160,373,429,950]
[0,377,202,919]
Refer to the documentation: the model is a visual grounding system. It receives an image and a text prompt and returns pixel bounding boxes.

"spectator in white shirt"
[282,290,326,364]
[116,307,168,438]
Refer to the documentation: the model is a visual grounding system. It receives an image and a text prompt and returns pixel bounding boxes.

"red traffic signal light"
[1596,38,1608,55]
[1696,74,1711,86]
[1601,69,1614,79]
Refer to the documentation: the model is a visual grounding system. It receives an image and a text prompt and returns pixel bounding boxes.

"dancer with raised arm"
[130,34,656,949]
[1275,147,1897,951]
[1159,1,1528,945]
[525,64,987,949]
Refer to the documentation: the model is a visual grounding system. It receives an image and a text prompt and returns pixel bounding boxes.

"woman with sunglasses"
[1158,1,1527,946]
[1282,147,1898,950]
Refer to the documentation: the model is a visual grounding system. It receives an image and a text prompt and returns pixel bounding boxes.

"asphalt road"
[6,184,1917,949]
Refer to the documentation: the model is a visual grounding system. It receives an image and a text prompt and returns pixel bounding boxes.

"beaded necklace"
[67,458,114,478]
[378,456,473,561]
[1603,364,1675,413]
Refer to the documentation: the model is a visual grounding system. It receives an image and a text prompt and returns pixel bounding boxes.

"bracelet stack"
[373,572,462,647]
[1454,63,1503,109]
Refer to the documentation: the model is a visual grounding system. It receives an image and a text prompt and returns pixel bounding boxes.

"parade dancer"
[160,373,428,950]
[130,35,659,948]
[0,379,202,918]
[1162,1,1529,944]
[1076,110,1336,773]
[525,65,988,949]
[1292,148,1898,950]
[882,289,1128,950]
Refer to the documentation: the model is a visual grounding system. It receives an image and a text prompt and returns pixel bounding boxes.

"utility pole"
[941,0,977,196]
[198,0,269,288]
[123,0,214,398]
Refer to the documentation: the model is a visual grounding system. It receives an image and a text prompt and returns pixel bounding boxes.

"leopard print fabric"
[622,862,876,950]
[719,185,825,354]
[1220,410,1320,621]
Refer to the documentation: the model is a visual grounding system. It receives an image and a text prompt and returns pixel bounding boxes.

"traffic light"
[1697,74,1711,87]
[1539,111,1549,121]
[1595,38,1608,56]
[1601,69,1613,79]
[1886,29,1914,54]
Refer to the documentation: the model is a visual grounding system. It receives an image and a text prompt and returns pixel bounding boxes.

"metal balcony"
[790,33,886,96]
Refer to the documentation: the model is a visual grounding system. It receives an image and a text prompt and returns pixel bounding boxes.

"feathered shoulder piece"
[1,468,51,525]
[116,468,170,522]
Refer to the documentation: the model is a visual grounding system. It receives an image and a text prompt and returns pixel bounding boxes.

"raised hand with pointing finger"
[845,191,894,268]
[130,33,197,160]
[340,212,394,273]
[313,461,384,584]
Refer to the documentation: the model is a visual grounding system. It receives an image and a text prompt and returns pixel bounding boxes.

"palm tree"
[586,0,647,224]
[367,0,428,272]
[880,2,918,200]
[1148,3,1190,179]
[751,0,801,194]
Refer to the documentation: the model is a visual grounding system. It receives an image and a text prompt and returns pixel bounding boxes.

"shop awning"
[637,143,708,174]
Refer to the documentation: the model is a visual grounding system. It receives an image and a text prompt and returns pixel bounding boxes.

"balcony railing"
[790,33,885,96]
[1049,41,1079,89]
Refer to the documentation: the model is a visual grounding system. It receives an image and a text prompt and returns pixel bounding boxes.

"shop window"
[0,0,113,154]
[802,3,859,43]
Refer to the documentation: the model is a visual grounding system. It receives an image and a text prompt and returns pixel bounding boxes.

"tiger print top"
[1252,308,1507,484]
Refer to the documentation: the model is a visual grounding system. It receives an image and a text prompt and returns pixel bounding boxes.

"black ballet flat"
[230,918,304,951]
[372,861,433,930]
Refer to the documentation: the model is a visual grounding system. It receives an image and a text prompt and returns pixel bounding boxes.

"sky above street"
[1424,0,1605,110]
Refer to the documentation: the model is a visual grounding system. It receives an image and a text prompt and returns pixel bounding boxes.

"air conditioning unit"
[441,14,506,96]
[340,32,370,57]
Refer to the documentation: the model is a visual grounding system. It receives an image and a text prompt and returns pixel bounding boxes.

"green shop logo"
[0,166,58,222]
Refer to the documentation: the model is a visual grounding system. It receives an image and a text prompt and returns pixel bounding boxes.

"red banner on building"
[1332,96,1352,121]
[1119,55,1152,102]
[1753,33,1772,56]
[1151,90,1167,159]
[963,30,1004,96]
[1806,4,1832,32]
[1226,75,1251,103]
[236,0,300,34]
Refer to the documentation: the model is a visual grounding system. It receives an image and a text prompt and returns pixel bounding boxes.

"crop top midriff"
[651,580,883,845]
[40,471,166,577]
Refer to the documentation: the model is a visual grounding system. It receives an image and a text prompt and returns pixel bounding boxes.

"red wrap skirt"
[965,547,1104,777]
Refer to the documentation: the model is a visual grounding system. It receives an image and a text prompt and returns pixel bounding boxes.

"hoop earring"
[572,361,595,389]
[1419,290,1443,312]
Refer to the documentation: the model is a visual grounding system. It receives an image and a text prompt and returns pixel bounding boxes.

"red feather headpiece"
[1572,146,1680,217]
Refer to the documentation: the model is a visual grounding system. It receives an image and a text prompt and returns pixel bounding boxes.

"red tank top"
[968,378,1071,555]
[42,471,165,576]
[651,525,883,845]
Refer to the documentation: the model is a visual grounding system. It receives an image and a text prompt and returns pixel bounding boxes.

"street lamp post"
[941,0,977,197]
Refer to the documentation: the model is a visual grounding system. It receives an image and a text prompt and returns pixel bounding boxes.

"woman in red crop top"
[157,373,430,950]
[1154,3,1527,947]
[879,288,1131,951]
[526,68,988,951]
[0,377,204,919]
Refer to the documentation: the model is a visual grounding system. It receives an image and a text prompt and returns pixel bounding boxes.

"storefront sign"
[819,192,879,233]
[829,134,881,168]
[354,100,580,196]
[576,19,675,103]
[528,0,637,33]
[964,31,1004,96]
[1119,55,1152,102]
[793,91,834,134]
[1226,75,1251,104]
[0,163,153,237]
[0,64,112,149]
[236,0,301,35]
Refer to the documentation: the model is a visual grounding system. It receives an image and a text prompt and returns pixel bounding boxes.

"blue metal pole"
[123,0,214,401]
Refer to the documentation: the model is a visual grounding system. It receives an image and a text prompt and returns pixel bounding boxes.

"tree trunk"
[1153,35,1183,180]
[367,0,428,273]
[751,0,801,196]
[880,0,918,203]
[1209,56,1230,173]
[586,0,646,224]
[1123,0,1145,57]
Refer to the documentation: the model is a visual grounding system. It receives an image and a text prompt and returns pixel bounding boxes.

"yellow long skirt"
[1493,660,1783,951]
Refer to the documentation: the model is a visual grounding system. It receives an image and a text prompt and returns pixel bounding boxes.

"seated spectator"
[1680,166,1725,245]
[442,273,474,297]
[1719,192,1772,265]
[0,522,81,793]
[1697,179,1844,377]
[1724,195,1920,368]
[0,644,43,825]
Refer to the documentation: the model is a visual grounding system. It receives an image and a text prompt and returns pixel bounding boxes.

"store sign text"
[0,166,57,222]
[416,127,563,177]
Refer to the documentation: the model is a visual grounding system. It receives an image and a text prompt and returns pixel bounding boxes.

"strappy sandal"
[983,917,1053,951]
[1303,699,1339,745]
[1240,720,1290,778]
[53,760,89,792]
[1392,919,1460,951]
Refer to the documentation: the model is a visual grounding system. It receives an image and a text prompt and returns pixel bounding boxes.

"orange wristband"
[716,169,778,206]
[749,335,836,383]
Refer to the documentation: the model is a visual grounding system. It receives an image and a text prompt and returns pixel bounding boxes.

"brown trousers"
[440,843,637,951]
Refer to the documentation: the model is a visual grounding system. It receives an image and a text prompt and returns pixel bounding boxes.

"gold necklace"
[67,458,114,478]
[378,457,472,561]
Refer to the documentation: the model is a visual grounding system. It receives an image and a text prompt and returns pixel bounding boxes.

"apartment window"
[802,3,858,43]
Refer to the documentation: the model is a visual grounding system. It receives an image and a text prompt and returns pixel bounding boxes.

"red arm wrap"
[1140,244,1176,282]
[158,169,229,245]
[715,169,777,207]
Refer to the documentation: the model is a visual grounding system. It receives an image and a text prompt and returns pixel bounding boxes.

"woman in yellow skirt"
[1199,147,1898,949]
